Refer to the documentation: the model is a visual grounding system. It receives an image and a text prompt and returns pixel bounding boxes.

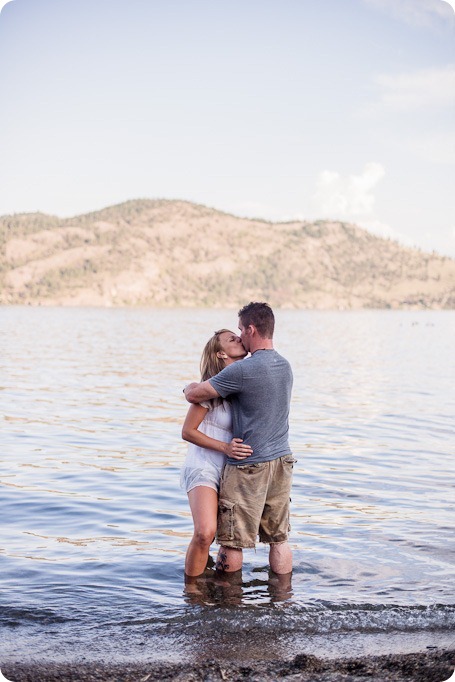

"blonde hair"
[200,328,233,381]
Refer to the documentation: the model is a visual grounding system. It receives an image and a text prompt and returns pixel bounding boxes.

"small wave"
[2,599,454,636]
[150,602,455,637]
[0,606,72,627]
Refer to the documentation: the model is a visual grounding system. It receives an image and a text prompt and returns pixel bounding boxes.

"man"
[184,301,294,575]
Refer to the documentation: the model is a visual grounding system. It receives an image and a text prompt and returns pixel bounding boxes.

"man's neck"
[250,338,274,354]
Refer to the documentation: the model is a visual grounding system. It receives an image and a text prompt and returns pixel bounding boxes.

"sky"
[0,0,454,257]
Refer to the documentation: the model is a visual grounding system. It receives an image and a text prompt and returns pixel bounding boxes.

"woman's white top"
[180,401,232,493]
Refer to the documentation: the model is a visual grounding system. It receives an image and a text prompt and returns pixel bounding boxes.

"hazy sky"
[1,0,454,256]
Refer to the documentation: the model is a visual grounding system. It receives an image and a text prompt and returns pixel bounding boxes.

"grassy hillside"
[1,199,454,309]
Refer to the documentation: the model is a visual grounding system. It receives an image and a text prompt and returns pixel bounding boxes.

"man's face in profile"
[238,319,251,352]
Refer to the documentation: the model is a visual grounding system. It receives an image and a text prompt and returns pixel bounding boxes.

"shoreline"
[2,650,454,681]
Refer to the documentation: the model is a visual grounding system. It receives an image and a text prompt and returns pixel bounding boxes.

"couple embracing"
[182,301,294,579]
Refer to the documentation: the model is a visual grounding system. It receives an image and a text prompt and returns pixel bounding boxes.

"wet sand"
[3,650,454,681]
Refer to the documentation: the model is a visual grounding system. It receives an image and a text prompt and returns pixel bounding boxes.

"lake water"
[0,307,454,664]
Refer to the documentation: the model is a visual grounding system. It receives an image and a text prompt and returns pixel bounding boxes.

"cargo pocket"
[217,499,235,542]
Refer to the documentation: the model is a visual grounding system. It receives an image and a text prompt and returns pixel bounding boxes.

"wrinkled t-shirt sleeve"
[208,361,243,398]
[200,400,212,410]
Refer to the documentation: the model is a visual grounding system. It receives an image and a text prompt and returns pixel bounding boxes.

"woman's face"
[218,331,247,362]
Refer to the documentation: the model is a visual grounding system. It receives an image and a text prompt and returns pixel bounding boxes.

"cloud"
[310,164,418,247]
[361,0,455,28]
[373,66,455,113]
[312,162,385,220]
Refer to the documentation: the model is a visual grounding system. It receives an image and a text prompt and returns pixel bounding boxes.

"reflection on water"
[1,307,454,659]
[184,566,293,607]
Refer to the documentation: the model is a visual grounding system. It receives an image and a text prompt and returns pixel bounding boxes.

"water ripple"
[1,307,454,654]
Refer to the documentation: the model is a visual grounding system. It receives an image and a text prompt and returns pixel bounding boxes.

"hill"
[1,199,454,309]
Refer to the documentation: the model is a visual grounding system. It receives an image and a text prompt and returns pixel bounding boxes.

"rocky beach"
[3,649,454,681]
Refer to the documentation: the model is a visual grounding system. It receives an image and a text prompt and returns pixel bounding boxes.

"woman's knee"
[193,526,216,547]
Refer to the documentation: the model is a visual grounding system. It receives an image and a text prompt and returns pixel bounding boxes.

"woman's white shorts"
[180,460,224,493]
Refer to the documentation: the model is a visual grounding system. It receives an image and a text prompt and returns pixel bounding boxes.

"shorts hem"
[217,541,255,549]
[187,482,218,493]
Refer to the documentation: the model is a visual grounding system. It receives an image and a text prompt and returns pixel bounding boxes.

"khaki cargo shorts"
[216,454,296,549]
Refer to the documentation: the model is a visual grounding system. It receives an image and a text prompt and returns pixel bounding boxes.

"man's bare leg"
[269,541,292,574]
[215,546,243,572]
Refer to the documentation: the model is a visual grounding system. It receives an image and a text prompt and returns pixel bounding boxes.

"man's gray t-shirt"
[209,349,293,466]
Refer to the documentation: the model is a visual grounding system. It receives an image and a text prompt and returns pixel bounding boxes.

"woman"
[181,329,252,577]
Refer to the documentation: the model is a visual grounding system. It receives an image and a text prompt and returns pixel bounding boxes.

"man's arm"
[184,380,220,403]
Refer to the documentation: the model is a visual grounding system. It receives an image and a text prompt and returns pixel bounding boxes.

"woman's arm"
[182,404,252,459]
[182,404,229,455]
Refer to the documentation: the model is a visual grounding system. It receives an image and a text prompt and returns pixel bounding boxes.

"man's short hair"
[238,301,275,338]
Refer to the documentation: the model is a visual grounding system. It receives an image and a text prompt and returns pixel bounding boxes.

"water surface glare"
[1,307,454,661]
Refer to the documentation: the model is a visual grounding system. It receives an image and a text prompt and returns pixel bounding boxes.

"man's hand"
[226,438,253,460]
[183,383,198,399]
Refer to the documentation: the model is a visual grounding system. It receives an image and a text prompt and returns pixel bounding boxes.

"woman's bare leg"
[185,486,218,577]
